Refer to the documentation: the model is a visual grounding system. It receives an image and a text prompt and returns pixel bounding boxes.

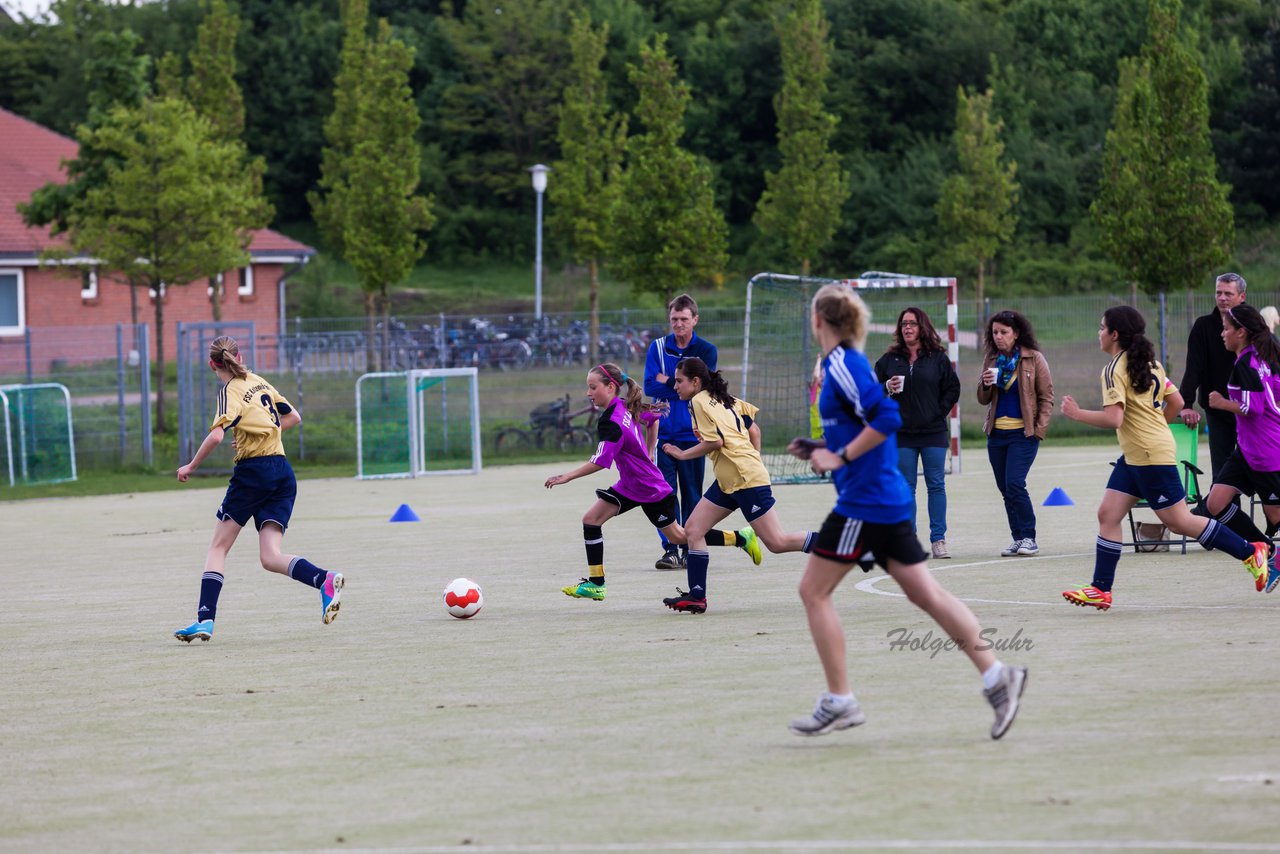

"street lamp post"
[528,164,550,320]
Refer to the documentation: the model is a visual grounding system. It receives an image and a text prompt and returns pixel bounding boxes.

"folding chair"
[1125,423,1205,554]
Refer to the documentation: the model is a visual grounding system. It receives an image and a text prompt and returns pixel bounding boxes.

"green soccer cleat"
[562,579,606,601]
[737,526,763,566]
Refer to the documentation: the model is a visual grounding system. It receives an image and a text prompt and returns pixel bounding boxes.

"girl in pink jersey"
[545,363,762,602]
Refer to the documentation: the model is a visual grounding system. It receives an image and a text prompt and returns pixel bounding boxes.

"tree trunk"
[128,278,139,328]
[365,290,377,372]
[588,258,600,366]
[1130,280,1138,306]
[976,261,987,338]
[381,285,392,372]
[153,283,167,434]
[210,274,223,322]
[800,257,811,277]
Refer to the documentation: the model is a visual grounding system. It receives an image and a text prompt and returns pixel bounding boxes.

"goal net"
[742,272,960,484]
[0,383,77,486]
[355,368,482,479]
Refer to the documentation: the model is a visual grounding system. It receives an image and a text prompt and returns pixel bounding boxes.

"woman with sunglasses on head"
[875,307,961,559]
[977,310,1054,557]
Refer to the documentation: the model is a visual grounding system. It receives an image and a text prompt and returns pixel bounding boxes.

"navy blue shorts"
[1106,456,1185,509]
[216,455,297,531]
[703,482,776,522]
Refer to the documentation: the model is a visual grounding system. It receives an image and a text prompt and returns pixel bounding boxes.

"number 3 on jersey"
[260,393,280,426]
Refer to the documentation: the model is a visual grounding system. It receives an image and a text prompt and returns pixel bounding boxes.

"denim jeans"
[656,439,706,553]
[986,429,1040,541]
[897,445,948,543]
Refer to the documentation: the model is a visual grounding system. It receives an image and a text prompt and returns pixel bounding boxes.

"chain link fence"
[5,291,1277,482]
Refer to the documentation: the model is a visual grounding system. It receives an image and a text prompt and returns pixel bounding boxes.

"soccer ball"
[443,577,484,619]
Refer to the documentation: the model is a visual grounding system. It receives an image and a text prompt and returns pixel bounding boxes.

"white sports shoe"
[789,695,867,737]
[1016,539,1040,556]
[1000,541,1021,557]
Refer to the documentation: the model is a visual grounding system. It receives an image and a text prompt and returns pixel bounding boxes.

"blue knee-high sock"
[1197,518,1254,561]
[198,571,224,622]
[1215,503,1270,549]
[685,550,709,598]
[288,557,329,590]
[1092,537,1123,592]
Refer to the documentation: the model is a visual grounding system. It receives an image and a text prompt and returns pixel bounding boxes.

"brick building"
[0,106,314,365]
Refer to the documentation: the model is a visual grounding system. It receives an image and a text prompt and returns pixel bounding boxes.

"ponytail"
[676,357,734,409]
[209,336,248,380]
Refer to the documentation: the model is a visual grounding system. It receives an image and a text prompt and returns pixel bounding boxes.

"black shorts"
[595,487,681,528]
[812,511,928,571]
[1217,450,1280,505]
[216,455,296,532]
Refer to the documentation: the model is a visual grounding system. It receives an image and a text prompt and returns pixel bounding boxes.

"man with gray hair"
[1180,272,1247,478]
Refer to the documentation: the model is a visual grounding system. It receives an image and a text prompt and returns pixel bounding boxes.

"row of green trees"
[2,0,1276,302]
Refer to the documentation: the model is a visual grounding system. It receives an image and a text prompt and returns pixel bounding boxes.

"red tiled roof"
[0,106,313,259]
[0,107,76,254]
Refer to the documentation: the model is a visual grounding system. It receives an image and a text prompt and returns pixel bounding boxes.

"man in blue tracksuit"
[644,293,718,569]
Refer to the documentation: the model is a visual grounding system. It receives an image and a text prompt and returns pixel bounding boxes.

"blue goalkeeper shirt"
[820,345,914,523]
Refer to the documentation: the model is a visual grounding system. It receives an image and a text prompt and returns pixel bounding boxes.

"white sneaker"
[789,695,867,736]
[931,540,951,559]
[984,665,1028,739]
[1016,539,1040,556]
[1000,541,1021,557]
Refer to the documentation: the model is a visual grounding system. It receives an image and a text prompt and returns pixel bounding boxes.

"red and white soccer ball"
[443,577,484,619]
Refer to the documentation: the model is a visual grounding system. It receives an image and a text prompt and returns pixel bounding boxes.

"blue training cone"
[1043,487,1074,507]
[389,503,421,522]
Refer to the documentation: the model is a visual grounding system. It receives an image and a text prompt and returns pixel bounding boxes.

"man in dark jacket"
[644,293,718,569]
[1180,272,1247,479]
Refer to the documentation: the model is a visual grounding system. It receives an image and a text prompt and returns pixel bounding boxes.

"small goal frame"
[355,367,482,479]
[742,271,961,479]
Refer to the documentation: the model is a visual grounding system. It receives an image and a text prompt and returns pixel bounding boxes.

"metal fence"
[4,291,1277,481]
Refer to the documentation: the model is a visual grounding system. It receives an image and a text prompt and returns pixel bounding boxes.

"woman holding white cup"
[977,310,1054,557]
[875,308,961,559]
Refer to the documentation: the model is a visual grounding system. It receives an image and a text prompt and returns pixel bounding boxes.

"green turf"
[3,443,1278,850]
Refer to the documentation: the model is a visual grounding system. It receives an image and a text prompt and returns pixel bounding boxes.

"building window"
[237,265,254,297]
[0,269,24,335]
[149,282,166,300]
[81,267,99,300]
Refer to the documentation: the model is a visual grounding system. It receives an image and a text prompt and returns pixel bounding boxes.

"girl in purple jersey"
[1204,304,1280,592]
[545,363,762,602]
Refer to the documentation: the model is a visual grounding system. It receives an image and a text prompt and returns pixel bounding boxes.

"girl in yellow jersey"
[1059,306,1268,610]
[171,336,345,642]
[659,357,815,613]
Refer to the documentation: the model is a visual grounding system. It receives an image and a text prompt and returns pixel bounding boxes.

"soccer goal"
[742,272,960,484]
[0,383,77,486]
[355,368,482,479]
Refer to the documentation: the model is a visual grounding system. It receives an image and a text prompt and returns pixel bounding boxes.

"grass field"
[4,443,1280,853]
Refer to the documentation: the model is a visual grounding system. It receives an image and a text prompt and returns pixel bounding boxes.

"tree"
[611,34,728,301]
[62,97,271,432]
[309,0,367,260]
[1091,0,1233,296]
[936,85,1019,317]
[187,0,268,321]
[311,4,434,366]
[753,0,848,276]
[550,14,627,364]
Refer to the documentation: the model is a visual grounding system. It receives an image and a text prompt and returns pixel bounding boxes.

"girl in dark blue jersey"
[785,284,1028,740]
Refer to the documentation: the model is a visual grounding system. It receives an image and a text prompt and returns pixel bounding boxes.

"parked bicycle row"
[281,315,661,373]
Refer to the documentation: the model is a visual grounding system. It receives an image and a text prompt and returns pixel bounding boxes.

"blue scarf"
[995,348,1020,389]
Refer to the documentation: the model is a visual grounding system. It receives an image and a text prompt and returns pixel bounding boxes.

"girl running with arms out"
[786,284,1027,740]
[545,363,762,602]
[1059,306,1271,610]
[173,337,344,642]
[659,356,816,614]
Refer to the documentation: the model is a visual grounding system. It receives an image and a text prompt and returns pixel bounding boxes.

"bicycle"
[495,393,598,453]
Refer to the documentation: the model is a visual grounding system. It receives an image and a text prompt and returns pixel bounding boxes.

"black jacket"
[1180,310,1234,409]
[873,349,961,439]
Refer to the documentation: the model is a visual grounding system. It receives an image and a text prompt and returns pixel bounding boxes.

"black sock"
[1216,503,1269,548]
[198,571,224,622]
[584,524,604,585]
[288,557,328,590]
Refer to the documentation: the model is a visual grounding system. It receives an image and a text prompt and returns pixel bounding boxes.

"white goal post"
[742,272,961,484]
[355,368,482,479]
